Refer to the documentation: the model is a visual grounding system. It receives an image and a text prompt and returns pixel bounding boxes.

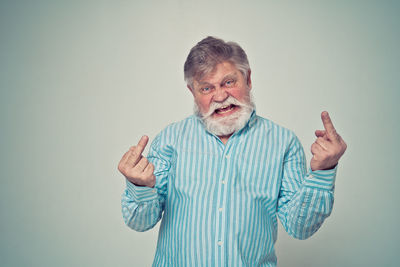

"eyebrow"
[221,74,237,82]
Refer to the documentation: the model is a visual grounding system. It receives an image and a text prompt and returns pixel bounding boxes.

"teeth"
[216,105,234,114]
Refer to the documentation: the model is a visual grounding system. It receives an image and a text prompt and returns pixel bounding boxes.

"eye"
[201,87,212,93]
[225,79,235,87]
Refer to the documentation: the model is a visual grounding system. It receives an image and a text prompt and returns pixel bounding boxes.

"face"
[189,61,254,136]
[189,61,252,118]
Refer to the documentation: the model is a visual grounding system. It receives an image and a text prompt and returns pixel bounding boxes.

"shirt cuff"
[125,179,158,202]
[303,166,337,190]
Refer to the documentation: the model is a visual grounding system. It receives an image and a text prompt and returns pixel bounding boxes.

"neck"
[218,134,232,145]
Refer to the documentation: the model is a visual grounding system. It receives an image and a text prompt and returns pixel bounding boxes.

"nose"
[212,86,228,102]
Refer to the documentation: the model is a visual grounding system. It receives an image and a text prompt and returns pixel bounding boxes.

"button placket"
[215,147,231,261]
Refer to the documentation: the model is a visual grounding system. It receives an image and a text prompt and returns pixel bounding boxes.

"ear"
[247,69,252,90]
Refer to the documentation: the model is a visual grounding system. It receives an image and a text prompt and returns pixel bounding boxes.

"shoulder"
[158,115,198,137]
[254,115,297,139]
[251,114,302,154]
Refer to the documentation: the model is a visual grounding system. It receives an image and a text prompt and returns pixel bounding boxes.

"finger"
[119,149,132,166]
[321,111,338,140]
[311,143,324,160]
[135,157,149,172]
[143,162,155,177]
[143,163,156,187]
[315,137,328,150]
[315,130,326,138]
[311,142,324,154]
[126,149,142,167]
[136,135,149,156]
[126,135,149,167]
[118,150,132,172]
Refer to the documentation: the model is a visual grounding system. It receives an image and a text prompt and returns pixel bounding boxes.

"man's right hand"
[118,135,156,188]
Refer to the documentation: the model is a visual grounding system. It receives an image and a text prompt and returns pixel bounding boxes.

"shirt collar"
[247,109,257,128]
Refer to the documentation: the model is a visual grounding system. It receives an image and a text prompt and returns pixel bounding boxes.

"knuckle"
[310,144,316,152]
[311,143,317,149]
[120,165,129,174]
[118,164,124,173]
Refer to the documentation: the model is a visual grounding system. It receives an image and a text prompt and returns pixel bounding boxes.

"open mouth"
[214,104,238,115]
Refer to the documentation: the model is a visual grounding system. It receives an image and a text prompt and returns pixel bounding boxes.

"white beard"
[194,94,255,136]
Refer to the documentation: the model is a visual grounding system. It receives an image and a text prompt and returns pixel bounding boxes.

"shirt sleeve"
[121,134,172,232]
[277,132,336,240]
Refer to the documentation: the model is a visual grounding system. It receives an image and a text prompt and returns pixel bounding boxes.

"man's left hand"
[310,111,347,171]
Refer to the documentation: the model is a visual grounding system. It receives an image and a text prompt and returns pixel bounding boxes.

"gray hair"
[184,36,250,88]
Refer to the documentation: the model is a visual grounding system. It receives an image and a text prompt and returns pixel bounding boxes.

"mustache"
[200,96,252,119]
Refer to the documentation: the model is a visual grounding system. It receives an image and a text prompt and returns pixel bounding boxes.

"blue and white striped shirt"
[122,111,336,266]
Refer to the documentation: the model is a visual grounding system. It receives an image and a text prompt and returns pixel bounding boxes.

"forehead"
[196,61,240,85]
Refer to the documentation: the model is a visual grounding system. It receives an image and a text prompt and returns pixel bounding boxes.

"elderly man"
[118,36,347,266]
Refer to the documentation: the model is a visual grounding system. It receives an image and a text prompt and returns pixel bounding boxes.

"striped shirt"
[121,111,336,266]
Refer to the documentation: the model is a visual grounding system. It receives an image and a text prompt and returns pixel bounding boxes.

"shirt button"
[152,189,157,193]
[225,155,229,159]
[221,180,226,184]
[302,203,307,207]
[218,207,223,212]
[217,241,223,246]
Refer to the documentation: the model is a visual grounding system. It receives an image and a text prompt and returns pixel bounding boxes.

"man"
[118,36,347,266]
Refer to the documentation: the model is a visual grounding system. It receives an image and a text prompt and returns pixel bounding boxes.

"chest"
[170,136,287,204]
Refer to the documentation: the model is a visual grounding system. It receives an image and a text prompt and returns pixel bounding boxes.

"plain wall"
[1,1,399,266]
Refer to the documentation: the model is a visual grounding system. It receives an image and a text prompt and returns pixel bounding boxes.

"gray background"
[1,0,399,266]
